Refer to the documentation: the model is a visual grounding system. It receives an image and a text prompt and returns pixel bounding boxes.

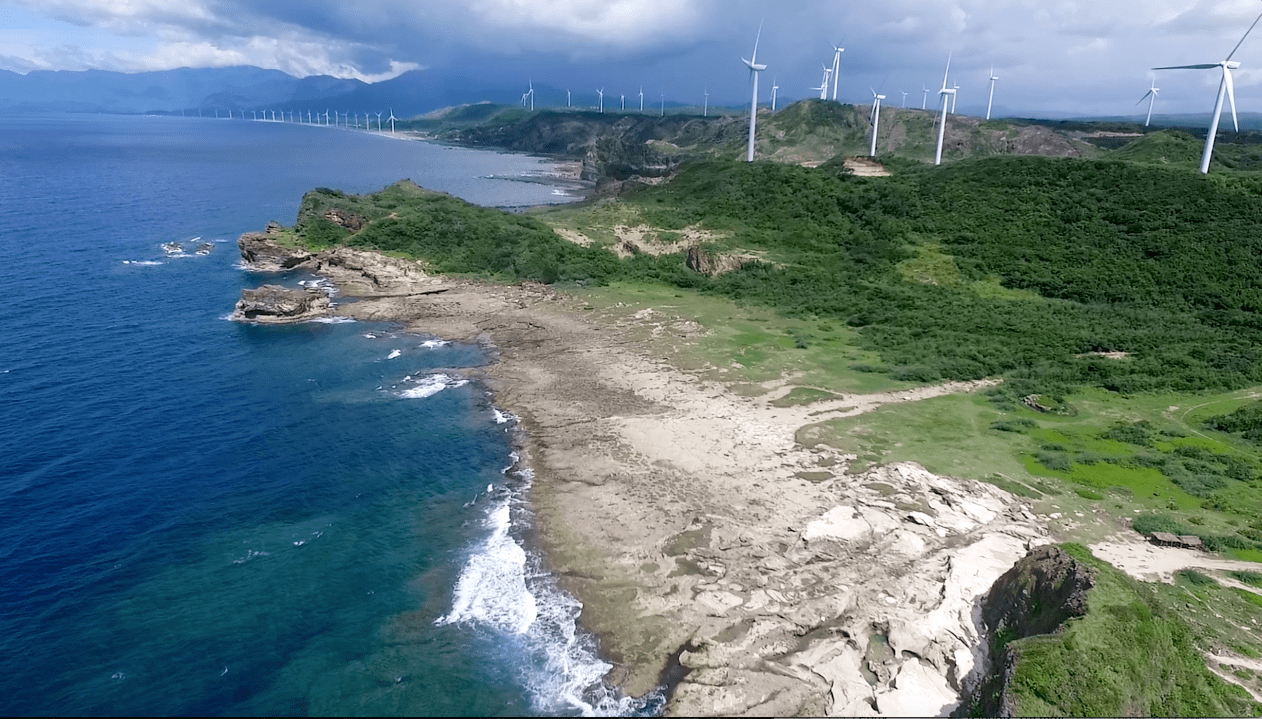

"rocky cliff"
[956,545,1095,717]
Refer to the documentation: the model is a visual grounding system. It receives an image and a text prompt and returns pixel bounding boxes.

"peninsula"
[233,110,1262,715]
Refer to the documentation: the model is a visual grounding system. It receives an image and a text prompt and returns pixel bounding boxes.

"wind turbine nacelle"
[1226,61,1242,69]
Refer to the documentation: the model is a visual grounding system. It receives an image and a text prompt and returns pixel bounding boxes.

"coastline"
[243,242,1062,716]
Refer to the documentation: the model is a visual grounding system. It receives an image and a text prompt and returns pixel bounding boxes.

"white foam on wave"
[436,465,664,716]
[232,549,270,565]
[122,260,164,266]
[492,408,518,424]
[387,349,402,360]
[396,373,468,399]
[419,339,450,349]
[308,316,356,324]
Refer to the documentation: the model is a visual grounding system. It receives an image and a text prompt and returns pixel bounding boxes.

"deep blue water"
[0,115,650,716]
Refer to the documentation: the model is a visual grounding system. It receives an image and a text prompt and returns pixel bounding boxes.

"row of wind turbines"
[741,5,1262,175]
[186,107,401,134]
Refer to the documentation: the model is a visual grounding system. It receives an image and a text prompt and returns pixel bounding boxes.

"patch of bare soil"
[843,156,892,176]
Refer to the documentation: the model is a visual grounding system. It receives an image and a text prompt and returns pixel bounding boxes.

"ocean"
[0,115,657,716]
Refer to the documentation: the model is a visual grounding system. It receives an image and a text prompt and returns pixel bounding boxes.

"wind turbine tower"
[934,54,956,166]
[387,108,397,134]
[830,45,844,100]
[622,93,626,111]
[986,68,999,120]
[869,89,886,157]
[639,86,644,112]
[771,78,779,112]
[742,23,767,162]
[922,86,929,110]
[660,92,664,117]
[901,90,908,108]
[951,84,959,114]
[597,88,605,113]
[567,89,571,107]
[820,65,832,100]
[704,89,709,117]
[1137,78,1160,127]
[376,111,383,131]
[1154,9,1262,174]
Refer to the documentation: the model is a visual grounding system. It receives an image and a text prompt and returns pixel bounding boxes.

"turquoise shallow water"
[0,115,653,716]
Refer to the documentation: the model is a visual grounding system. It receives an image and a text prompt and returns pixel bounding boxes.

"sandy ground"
[256,248,1061,716]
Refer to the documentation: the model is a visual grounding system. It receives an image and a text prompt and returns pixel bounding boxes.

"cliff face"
[958,545,1095,717]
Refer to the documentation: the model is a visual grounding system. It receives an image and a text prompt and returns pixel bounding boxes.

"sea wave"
[437,461,665,716]
[419,339,450,349]
[308,316,356,324]
[396,373,468,399]
[122,260,164,266]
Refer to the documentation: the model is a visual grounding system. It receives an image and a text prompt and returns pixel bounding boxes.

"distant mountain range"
[0,66,544,117]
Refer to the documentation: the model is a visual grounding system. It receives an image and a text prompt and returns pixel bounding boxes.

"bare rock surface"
[230,284,330,323]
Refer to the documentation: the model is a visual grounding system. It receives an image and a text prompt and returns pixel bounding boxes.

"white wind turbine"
[742,23,767,162]
[934,54,956,166]
[387,108,397,134]
[527,80,534,111]
[567,89,571,107]
[985,68,999,120]
[375,111,383,131]
[597,88,605,113]
[704,88,709,117]
[660,92,665,116]
[830,44,844,100]
[901,90,908,108]
[639,85,644,112]
[621,93,626,111]
[869,88,886,157]
[922,86,929,110]
[1154,9,1262,174]
[951,84,960,114]
[819,65,832,100]
[1137,77,1160,127]
[771,77,779,111]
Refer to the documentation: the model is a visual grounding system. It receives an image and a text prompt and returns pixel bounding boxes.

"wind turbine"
[375,111,383,131]
[985,68,1000,120]
[567,89,571,107]
[742,23,767,162]
[950,84,960,114]
[527,80,534,111]
[819,65,832,100]
[597,88,605,113]
[639,85,644,112]
[1137,78,1160,127]
[704,88,709,117]
[901,90,908,108]
[869,89,886,157]
[830,44,844,100]
[252,110,257,120]
[621,93,626,111]
[771,78,779,111]
[934,54,956,166]
[922,86,929,110]
[1154,9,1262,174]
[660,92,665,116]
[387,108,397,134]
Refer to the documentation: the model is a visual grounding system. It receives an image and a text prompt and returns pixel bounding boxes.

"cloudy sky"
[2,0,1262,117]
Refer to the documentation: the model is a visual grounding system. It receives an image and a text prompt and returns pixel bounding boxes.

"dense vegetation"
[293,152,1262,400]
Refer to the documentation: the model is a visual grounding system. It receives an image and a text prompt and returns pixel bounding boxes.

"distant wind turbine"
[1154,8,1262,174]
[639,85,644,112]
[567,89,571,107]
[819,65,832,100]
[771,78,779,112]
[375,111,383,131]
[1137,78,1160,128]
[742,22,767,162]
[950,84,959,114]
[704,88,709,117]
[251,110,257,120]
[527,80,534,111]
[660,92,664,117]
[387,108,397,134]
[922,86,929,110]
[830,44,844,100]
[597,88,604,113]
[869,89,886,157]
[901,90,908,108]
[621,93,626,111]
[935,54,956,166]
[986,68,999,120]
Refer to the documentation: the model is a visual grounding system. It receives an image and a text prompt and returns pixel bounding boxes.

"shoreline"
[240,243,1063,715]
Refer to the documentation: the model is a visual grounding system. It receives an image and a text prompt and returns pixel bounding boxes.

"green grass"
[1001,544,1262,717]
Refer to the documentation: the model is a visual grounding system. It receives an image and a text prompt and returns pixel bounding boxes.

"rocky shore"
[233,230,1061,716]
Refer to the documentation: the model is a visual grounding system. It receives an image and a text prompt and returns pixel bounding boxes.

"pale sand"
[304,250,1055,716]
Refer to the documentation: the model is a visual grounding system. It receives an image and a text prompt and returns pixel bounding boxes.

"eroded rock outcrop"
[231,284,330,323]
[955,545,1095,717]
[238,223,314,271]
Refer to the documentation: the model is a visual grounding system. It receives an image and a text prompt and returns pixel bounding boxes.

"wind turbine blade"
[1225,67,1239,132]
[1136,90,1154,105]
[1227,10,1262,61]
[1153,64,1220,70]
[751,21,763,65]
[942,52,952,89]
